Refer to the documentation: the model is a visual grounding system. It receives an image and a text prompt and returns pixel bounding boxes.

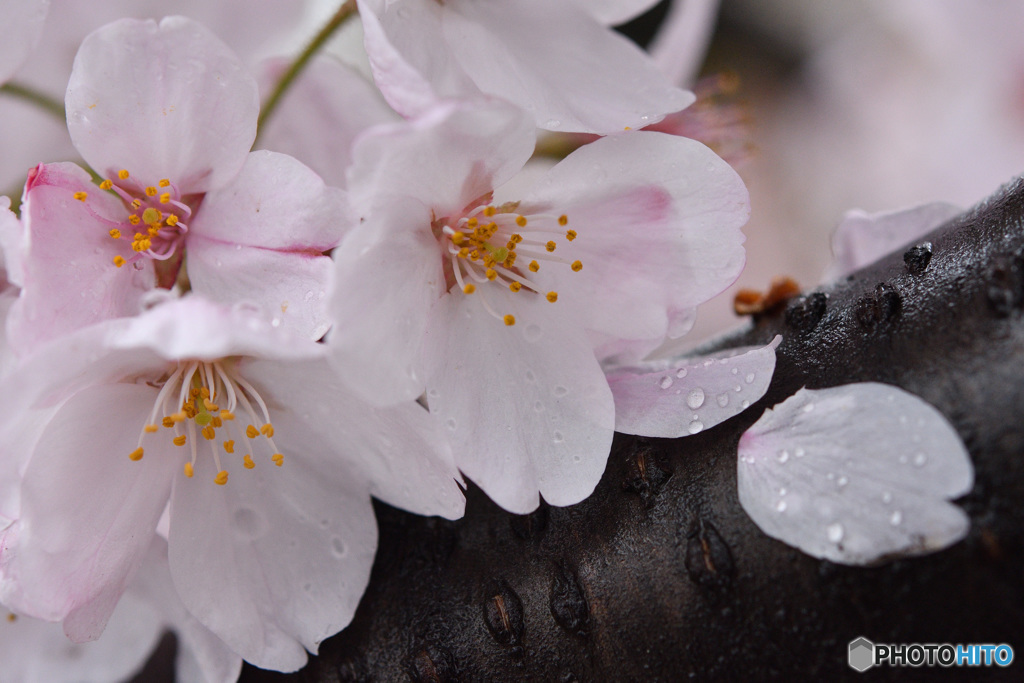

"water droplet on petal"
[534,401,544,412]
[778,488,787,496]
[827,523,844,543]
[776,500,787,512]
[572,454,581,463]
[741,400,749,409]
[331,537,346,557]
[803,403,815,413]
[731,368,739,375]
[687,419,704,434]
[660,376,673,389]
[676,368,688,378]
[777,449,790,463]
[686,387,705,409]
[836,476,848,488]
[745,373,755,384]
[553,431,565,443]
[717,393,730,408]
[795,447,806,458]
[446,418,457,431]
[890,510,903,526]
[546,118,562,128]
[882,491,893,504]
[553,385,568,397]
[525,370,536,383]
[913,452,927,467]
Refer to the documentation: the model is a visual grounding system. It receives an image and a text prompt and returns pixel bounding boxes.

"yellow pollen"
[272,453,284,467]
[565,230,577,241]
[510,281,522,292]
[158,178,170,187]
[220,410,235,421]
[171,412,187,423]
[451,231,466,245]
[243,454,255,469]
[483,206,496,217]
[214,470,229,486]
[162,416,175,428]
[558,215,568,226]
[504,314,516,326]
[109,228,121,239]
[511,234,523,244]
[546,241,557,252]
[470,250,480,261]
[145,186,158,197]
[486,269,497,281]
[73,191,87,201]
[515,215,527,227]
[458,247,469,258]
[129,447,144,461]
[529,260,540,272]
[131,199,141,210]
[260,423,275,437]
[173,435,187,446]
[99,179,113,190]
[143,424,159,433]
[505,252,518,266]
[201,425,216,440]
[546,291,558,303]
[463,283,476,294]
[184,462,194,478]
[246,425,259,438]
[467,217,478,228]
[128,215,140,226]
[148,226,160,237]
[117,169,129,179]
[202,398,217,411]
[159,192,171,204]
[211,416,222,428]
[113,255,126,268]
[142,208,161,224]
[571,260,583,272]
[6,613,16,622]
[167,215,179,227]
[223,440,235,453]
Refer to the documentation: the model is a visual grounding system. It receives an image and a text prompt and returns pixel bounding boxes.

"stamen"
[118,169,130,179]
[243,454,255,469]
[529,261,540,272]
[260,423,274,437]
[463,283,476,294]
[214,470,229,485]
[113,256,126,268]
[143,424,159,433]
[158,178,170,187]
[510,282,522,292]
[558,215,568,226]
[73,191,87,201]
[223,440,235,453]
[246,425,259,438]
[572,260,583,272]
[546,292,558,302]
[145,186,158,197]
[565,230,577,241]
[109,228,121,239]
[504,314,516,326]
[99,179,113,190]
[184,462,194,478]
[129,447,144,461]
[546,241,557,252]
[272,454,284,466]
[173,435,187,446]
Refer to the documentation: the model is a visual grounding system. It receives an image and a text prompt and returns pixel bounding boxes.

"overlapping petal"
[0,0,49,85]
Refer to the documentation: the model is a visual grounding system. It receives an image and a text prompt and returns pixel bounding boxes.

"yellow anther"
[190,388,200,398]
[546,292,559,302]
[162,416,175,428]
[260,423,274,437]
[486,269,497,281]
[118,169,130,179]
[505,252,518,266]
[503,314,516,326]
[510,281,522,292]
[246,425,259,438]
[148,226,160,237]
[243,454,255,469]
[166,214,179,227]
[558,215,569,226]
[143,424,159,433]
[220,410,235,421]
[142,208,161,224]
[171,412,187,423]
[99,179,113,190]
[131,199,141,210]
[145,186,158,197]
[113,255,126,268]
[272,453,284,466]
[7,613,16,622]
[571,260,583,272]
[546,241,557,252]
[483,206,496,217]
[451,231,466,245]
[529,260,540,272]
[173,435,187,446]
[467,217,478,227]
[515,215,527,227]
[129,447,144,461]
[201,425,216,440]
[128,215,140,226]
[109,228,121,239]
[223,440,235,453]
[214,470,229,486]
[184,462,194,478]
[463,283,476,294]
[202,398,217,411]
[458,247,470,258]
[565,230,577,241]
[73,191,88,201]
[211,416,222,428]
[158,178,170,187]
[511,234,523,244]
[159,192,171,204]
[470,250,480,261]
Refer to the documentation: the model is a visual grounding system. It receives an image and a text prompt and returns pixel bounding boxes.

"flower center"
[72,168,194,270]
[436,201,583,326]
[128,360,283,485]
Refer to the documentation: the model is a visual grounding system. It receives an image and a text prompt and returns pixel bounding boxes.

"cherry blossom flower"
[0,296,463,671]
[0,0,49,85]
[329,98,748,512]
[737,383,973,565]
[356,0,694,134]
[1,17,349,353]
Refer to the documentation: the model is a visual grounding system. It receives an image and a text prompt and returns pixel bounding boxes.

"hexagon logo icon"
[848,637,875,672]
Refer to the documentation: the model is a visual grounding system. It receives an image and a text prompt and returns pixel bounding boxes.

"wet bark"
[227,179,1024,681]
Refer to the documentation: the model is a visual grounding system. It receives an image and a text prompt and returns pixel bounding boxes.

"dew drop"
[553,385,569,397]
[882,491,893,504]
[572,455,582,463]
[523,324,542,343]
[445,418,457,431]
[716,393,730,408]
[659,376,673,389]
[741,400,750,409]
[778,488,787,496]
[744,373,755,384]
[533,401,544,413]
[545,118,562,128]
[553,431,565,444]
[898,454,908,464]
[889,510,903,526]
[776,500,788,512]
[826,523,844,544]
[913,452,927,467]
[836,476,848,489]
[676,368,688,378]
[686,387,705,409]
[734,385,742,392]
[687,419,704,434]
[731,367,739,375]
[331,537,346,557]
[776,449,790,463]
[795,447,806,458]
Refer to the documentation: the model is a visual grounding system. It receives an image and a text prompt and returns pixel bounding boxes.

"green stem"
[0,81,66,122]
[255,0,358,142]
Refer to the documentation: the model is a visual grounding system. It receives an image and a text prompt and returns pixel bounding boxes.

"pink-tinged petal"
[443,0,694,133]
[648,0,721,86]
[6,163,155,355]
[346,98,534,215]
[167,435,378,671]
[190,150,350,251]
[357,0,478,119]
[610,335,780,437]
[421,291,615,514]
[128,537,242,683]
[0,383,178,638]
[66,16,258,193]
[327,196,443,405]
[186,238,336,341]
[825,202,962,281]
[0,0,48,84]
[593,308,698,367]
[573,0,663,25]
[256,56,400,189]
[522,132,748,341]
[0,595,162,683]
[0,196,22,286]
[737,383,974,565]
[243,358,465,520]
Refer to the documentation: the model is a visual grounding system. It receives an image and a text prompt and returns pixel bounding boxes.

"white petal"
[738,383,974,565]
[648,0,722,86]
[610,336,780,437]
[0,0,48,84]
[571,0,663,26]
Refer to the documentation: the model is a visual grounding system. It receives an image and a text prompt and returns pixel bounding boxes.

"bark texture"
[230,179,1024,682]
